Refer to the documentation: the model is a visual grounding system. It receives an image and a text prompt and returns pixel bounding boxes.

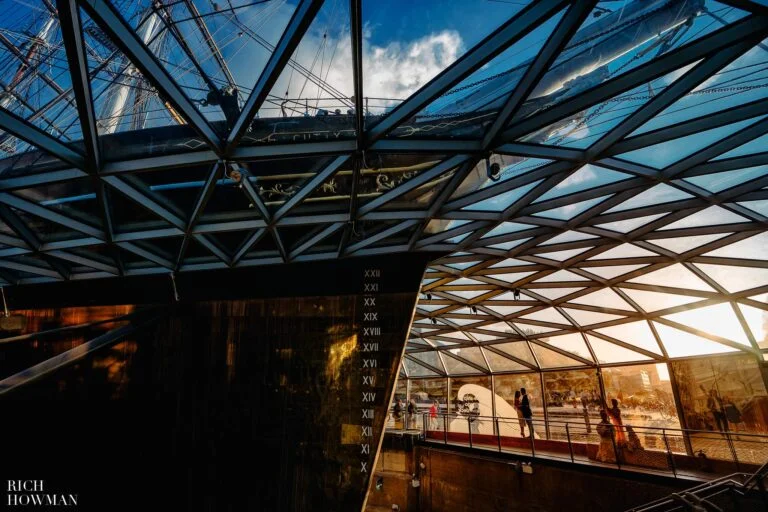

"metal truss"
[0,0,763,308]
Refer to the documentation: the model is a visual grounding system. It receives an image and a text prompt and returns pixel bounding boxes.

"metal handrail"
[411,411,768,480]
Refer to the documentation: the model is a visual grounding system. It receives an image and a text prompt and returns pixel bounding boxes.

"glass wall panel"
[543,369,603,443]
[448,376,492,435]
[602,363,682,454]
[494,373,544,439]
[410,378,448,430]
[670,354,768,464]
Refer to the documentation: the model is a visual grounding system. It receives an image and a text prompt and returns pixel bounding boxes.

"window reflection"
[543,369,603,442]
[448,376,491,434]
[494,373,543,439]
[670,354,768,464]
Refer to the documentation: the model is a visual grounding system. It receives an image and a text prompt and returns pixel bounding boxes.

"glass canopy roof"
[0,0,764,328]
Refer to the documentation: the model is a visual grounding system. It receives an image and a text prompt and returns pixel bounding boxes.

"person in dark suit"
[521,388,535,438]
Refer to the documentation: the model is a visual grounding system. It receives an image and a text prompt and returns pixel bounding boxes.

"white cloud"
[262,25,464,115]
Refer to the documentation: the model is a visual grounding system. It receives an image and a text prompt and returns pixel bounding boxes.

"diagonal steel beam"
[176,162,223,269]
[350,0,364,149]
[358,155,469,216]
[79,0,221,153]
[0,192,103,239]
[102,176,185,229]
[588,35,766,158]
[225,0,324,154]
[272,154,349,223]
[482,0,597,149]
[500,15,768,143]
[57,0,100,172]
[367,0,569,144]
[0,107,85,169]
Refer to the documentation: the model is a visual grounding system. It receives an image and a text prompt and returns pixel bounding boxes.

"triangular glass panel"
[363,0,534,118]
[450,347,488,371]
[540,231,597,245]
[628,263,714,291]
[513,323,560,335]
[663,303,750,347]
[712,132,768,161]
[738,200,768,217]
[632,37,768,134]
[483,348,528,372]
[593,321,662,355]
[481,222,533,239]
[536,248,590,261]
[134,165,212,214]
[0,8,82,143]
[533,195,610,220]
[252,0,354,144]
[484,305,527,316]
[486,271,536,284]
[439,331,471,342]
[704,232,768,259]
[490,238,532,251]
[451,157,552,200]
[488,258,533,269]
[410,352,445,374]
[658,205,748,230]
[493,341,536,366]
[563,308,625,326]
[532,287,585,301]
[512,1,746,122]
[403,357,440,377]
[685,166,768,193]
[424,219,470,236]
[570,288,634,311]
[589,243,657,259]
[647,233,730,254]
[617,117,765,168]
[445,260,481,270]
[441,351,483,375]
[587,264,647,279]
[0,135,67,176]
[202,176,262,221]
[546,332,593,361]
[106,184,173,233]
[521,66,700,148]
[14,179,103,229]
[462,180,541,211]
[738,303,768,349]
[606,184,691,213]
[694,263,768,293]
[446,289,490,300]
[477,322,516,334]
[595,213,665,233]
[620,288,701,313]
[531,342,585,369]
[400,10,564,139]
[653,322,738,358]
[535,270,589,282]
[536,165,629,203]
[586,335,652,364]
[369,156,461,212]
[519,308,570,325]
[242,156,339,215]
[81,8,202,159]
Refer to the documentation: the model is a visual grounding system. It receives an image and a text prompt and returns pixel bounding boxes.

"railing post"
[443,415,447,445]
[468,417,473,449]
[662,429,676,478]
[530,421,536,459]
[496,418,502,453]
[609,425,620,470]
[566,423,574,463]
[725,430,741,472]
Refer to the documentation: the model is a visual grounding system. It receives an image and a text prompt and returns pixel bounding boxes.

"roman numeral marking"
[363,375,375,386]
[363,359,377,368]
[364,298,376,307]
[364,269,381,278]
[363,392,376,402]
[360,462,368,473]
[362,408,374,419]
[363,327,380,336]
[362,342,379,352]
[364,312,378,321]
[362,426,372,437]
[361,444,370,455]
[364,283,379,292]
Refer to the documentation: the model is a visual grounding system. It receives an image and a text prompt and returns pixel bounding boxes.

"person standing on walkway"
[429,400,438,430]
[407,398,417,429]
[706,387,728,432]
[514,390,526,437]
[521,388,535,438]
[394,398,403,429]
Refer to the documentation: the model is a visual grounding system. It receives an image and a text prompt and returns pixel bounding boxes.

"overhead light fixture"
[513,288,521,300]
[486,156,501,182]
